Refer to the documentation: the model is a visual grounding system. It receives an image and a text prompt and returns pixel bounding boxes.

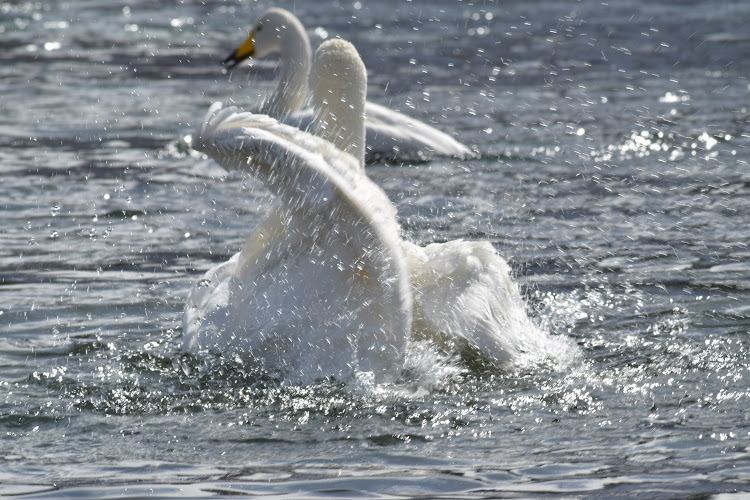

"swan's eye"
[256,23,263,32]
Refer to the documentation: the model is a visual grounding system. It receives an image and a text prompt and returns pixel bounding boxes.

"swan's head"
[223,8,308,69]
[311,39,367,166]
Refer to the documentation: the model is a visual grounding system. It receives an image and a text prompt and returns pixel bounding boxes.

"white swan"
[184,39,563,384]
[222,7,474,163]
[185,40,411,383]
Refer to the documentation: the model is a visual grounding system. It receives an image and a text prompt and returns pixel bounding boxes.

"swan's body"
[185,39,564,384]
[223,8,474,163]
[185,106,411,382]
[187,40,411,383]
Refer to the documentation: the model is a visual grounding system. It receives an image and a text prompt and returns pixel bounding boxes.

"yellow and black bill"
[222,32,255,70]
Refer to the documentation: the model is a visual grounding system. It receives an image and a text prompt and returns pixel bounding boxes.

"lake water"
[2,0,750,497]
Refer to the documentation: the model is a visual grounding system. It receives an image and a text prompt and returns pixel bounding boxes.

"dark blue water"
[2,0,750,497]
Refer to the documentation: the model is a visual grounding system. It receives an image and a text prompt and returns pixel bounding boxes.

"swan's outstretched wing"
[186,103,411,383]
[197,103,398,239]
[195,102,359,194]
[404,240,556,368]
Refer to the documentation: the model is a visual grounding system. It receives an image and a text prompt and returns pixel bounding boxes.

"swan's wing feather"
[283,108,368,177]
[280,108,315,133]
[405,240,550,368]
[194,103,397,222]
[187,103,411,381]
[364,102,475,162]
[283,103,475,165]
[196,102,361,183]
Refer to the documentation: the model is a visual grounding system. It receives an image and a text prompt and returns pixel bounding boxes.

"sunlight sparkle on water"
[3,0,750,496]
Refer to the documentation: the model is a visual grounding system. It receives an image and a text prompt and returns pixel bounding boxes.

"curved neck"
[311,44,367,169]
[260,22,311,116]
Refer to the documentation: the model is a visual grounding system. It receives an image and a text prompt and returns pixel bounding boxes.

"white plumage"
[184,39,569,384]
[222,8,474,163]
[185,102,412,383]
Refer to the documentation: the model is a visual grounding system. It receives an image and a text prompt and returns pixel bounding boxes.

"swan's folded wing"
[282,102,475,164]
[364,102,475,161]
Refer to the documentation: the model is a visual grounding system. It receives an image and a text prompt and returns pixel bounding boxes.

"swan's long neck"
[260,18,311,116]
[311,40,367,169]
